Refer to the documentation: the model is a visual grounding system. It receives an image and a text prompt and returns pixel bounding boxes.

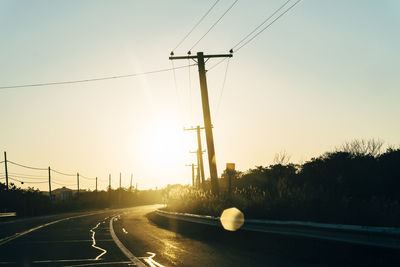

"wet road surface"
[0,205,398,266]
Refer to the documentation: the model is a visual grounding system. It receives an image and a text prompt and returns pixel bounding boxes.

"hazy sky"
[1,0,399,191]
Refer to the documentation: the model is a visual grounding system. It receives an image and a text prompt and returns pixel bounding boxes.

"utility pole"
[95,177,98,192]
[130,173,133,192]
[170,52,232,194]
[48,167,52,200]
[109,174,111,191]
[4,152,8,190]
[119,172,122,189]
[77,172,80,198]
[185,163,196,186]
[184,126,206,189]
[190,150,205,188]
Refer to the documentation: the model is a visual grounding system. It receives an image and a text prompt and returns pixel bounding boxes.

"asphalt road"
[0,205,398,266]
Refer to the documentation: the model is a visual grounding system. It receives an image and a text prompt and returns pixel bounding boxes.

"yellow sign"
[226,163,235,171]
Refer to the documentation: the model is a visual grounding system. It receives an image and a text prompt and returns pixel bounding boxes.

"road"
[0,205,398,266]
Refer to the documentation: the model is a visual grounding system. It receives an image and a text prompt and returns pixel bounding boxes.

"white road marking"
[0,259,99,264]
[90,222,107,260]
[0,211,109,246]
[62,261,131,266]
[142,252,165,267]
[109,215,146,267]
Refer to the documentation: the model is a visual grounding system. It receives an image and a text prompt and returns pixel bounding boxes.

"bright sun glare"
[138,118,194,185]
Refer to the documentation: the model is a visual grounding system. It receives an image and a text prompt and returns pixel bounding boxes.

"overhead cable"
[231,0,292,51]
[9,177,48,184]
[234,0,302,53]
[189,0,239,52]
[214,58,231,121]
[0,64,196,90]
[171,0,221,53]
[7,160,47,171]
[80,174,96,180]
[51,169,76,177]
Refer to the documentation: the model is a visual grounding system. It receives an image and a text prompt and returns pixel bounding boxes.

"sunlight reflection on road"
[138,252,165,267]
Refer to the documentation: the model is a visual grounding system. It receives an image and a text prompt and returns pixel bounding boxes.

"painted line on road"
[142,252,165,267]
[63,261,131,267]
[109,215,146,267]
[0,210,109,247]
[90,222,107,260]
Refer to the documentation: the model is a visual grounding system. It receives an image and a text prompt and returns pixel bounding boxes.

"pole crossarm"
[190,150,206,154]
[169,54,232,60]
[184,126,205,131]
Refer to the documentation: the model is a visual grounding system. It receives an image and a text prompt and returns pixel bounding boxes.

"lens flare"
[220,207,244,231]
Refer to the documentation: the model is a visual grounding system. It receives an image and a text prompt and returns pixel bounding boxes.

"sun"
[138,118,195,185]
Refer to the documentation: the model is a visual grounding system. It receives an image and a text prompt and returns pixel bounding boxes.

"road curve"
[0,205,398,266]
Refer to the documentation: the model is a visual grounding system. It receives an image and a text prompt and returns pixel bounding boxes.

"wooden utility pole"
[184,126,206,189]
[4,152,8,190]
[95,177,98,192]
[77,172,80,198]
[48,167,52,200]
[170,52,232,194]
[119,172,122,189]
[185,163,196,186]
[130,174,133,192]
[196,159,200,188]
[190,150,204,188]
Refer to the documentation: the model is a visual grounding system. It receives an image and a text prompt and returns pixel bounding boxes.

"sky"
[0,0,399,191]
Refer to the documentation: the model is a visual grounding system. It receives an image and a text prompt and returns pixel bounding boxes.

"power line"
[8,172,48,177]
[51,169,75,177]
[214,58,231,121]
[9,177,48,184]
[7,173,48,179]
[52,180,76,187]
[234,0,302,53]
[189,0,239,52]
[208,57,228,71]
[231,0,293,51]
[0,64,195,90]
[171,0,221,53]
[80,174,96,180]
[7,160,47,171]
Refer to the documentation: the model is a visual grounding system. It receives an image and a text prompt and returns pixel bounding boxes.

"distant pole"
[4,152,8,190]
[130,174,133,192]
[109,174,111,191]
[48,167,52,200]
[77,172,80,198]
[184,126,206,189]
[196,126,206,189]
[192,163,195,186]
[185,164,196,187]
[196,158,201,188]
[95,177,98,192]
